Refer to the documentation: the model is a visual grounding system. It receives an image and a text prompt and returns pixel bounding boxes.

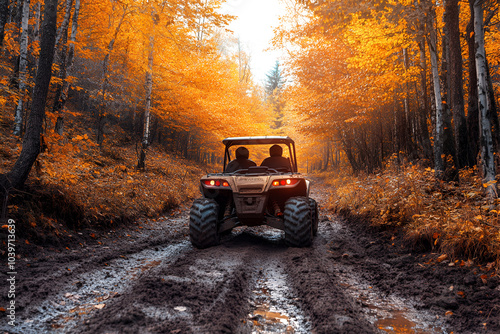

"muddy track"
[1,182,499,333]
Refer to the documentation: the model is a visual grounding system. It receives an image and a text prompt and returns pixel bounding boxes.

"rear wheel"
[284,196,313,247]
[189,198,220,248]
[309,198,319,236]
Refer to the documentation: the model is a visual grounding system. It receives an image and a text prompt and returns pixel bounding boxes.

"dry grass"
[322,156,500,270]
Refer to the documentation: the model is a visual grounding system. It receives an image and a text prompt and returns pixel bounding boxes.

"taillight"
[272,179,299,187]
[203,180,230,187]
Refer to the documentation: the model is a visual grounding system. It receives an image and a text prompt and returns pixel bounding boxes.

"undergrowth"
[0,103,205,242]
[321,156,500,272]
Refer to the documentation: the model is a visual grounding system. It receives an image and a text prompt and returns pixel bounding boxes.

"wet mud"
[1,182,499,333]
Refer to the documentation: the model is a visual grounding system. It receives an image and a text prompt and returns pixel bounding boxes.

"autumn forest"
[1,0,500,267]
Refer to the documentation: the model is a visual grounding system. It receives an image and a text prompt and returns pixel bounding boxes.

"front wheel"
[189,198,220,248]
[284,197,313,247]
[309,198,319,236]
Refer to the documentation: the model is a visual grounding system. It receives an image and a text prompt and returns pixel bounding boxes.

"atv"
[189,136,318,248]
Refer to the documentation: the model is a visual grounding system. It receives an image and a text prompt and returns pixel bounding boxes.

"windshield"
[223,142,297,173]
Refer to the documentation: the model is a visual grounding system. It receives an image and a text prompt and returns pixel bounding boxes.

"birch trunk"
[55,0,80,114]
[428,7,445,179]
[417,36,433,161]
[54,0,73,50]
[53,0,72,135]
[53,0,81,134]
[137,36,154,169]
[474,0,496,196]
[13,0,30,136]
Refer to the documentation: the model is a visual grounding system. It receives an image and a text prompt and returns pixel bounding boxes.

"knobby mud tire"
[284,196,313,247]
[189,198,220,249]
[309,198,319,236]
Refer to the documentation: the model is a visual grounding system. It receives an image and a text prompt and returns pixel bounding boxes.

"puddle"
[376,311,434,333]
[245,262,311,333]
[235,225,285,243]
[322,221,448,333]
[3,241,190,334]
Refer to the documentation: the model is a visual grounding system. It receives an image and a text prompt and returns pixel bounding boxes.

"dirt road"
[1,181,499,333]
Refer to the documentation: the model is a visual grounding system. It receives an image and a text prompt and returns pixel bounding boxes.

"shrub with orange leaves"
[323,156,500,271]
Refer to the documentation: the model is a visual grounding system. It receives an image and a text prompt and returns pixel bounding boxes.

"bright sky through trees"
[222,0,286,84]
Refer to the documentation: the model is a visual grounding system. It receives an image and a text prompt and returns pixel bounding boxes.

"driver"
[260,144,292,171]
[225,146,256,173]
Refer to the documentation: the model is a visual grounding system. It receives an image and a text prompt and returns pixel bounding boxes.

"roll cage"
[222,136,298,173]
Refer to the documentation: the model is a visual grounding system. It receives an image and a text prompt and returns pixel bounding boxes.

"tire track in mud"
[278,235,377,333]
[312,217,448,333]
[1,241,191,333]
[241,248,312,333]
[0,216,190,334]
[77,236,256,333]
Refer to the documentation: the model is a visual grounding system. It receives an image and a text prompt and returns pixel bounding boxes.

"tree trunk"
[428,7,445,179]
[57,0,80,113]
[0,0,57,196]
[467,0,480,165]
[446,0,471,169]
[28,2,41,77]
[97,7,128,146]
[402,48,413,155]
[137,36,154,170]
[417,36,433,161]
[54,0,73,50]
[53,0,81,134]
[323,139,330,170]
[0,0,9,47]
[13,0,30,136]
[474,0,496,196]
[486,59,500,151]
[440,4,458,181]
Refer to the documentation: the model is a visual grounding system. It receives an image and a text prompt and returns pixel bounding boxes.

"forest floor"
[1,179,499,333]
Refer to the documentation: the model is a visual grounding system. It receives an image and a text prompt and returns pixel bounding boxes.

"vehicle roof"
[222,136,294,146]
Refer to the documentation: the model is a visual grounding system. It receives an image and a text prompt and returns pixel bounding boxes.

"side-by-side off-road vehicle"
[189,136,318,248]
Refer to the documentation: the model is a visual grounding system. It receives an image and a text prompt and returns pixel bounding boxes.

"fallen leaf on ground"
[437,254,448,263]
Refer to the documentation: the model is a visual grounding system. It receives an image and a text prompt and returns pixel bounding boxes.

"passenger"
[225,146,257,173]
[260,144,292,171]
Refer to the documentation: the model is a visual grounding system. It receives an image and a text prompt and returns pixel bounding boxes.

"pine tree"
[265,61,285,130]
